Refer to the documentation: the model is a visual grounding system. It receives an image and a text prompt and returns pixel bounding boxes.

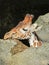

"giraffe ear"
[35,25,43,31]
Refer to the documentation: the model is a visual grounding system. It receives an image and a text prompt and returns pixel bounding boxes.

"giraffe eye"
[23,28,28,31]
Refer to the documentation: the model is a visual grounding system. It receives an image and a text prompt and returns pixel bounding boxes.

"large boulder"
[36,13,49,42]
[0,39,49,65]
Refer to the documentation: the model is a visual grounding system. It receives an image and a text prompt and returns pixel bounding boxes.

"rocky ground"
[0,13,49,65]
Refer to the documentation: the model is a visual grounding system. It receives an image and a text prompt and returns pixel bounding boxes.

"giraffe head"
[3,14,34,40]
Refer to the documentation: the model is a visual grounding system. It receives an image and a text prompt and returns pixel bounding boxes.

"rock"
[12,42,49,65]
[0,39,49,65]
[0,39,28,65]
[35,13,49,42]
[39,13,49,23]
[0,39,17,65]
